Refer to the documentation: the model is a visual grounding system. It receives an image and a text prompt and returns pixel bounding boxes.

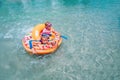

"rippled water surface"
[0,0,120,80]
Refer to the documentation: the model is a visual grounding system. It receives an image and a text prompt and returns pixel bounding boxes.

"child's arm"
[51,28,60,35]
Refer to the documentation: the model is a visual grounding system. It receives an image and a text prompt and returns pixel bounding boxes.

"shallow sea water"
[0,0,120,80]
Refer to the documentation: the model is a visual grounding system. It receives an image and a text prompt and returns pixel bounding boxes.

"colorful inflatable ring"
[22,38,62,55]
[22,24,62,55]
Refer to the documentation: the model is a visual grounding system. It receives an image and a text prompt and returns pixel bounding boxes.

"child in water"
[32,33,57,54]
[41,22,59,37]
[32,33,49,54]
[32,22,59,54]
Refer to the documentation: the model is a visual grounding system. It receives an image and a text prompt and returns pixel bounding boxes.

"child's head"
[41,34,49,44]
[45,22,52,30]
[42,33,49,37]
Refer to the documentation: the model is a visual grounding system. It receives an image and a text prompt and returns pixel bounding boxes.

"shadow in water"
[0,1,2,7]
[62,0,90,6]
[81,0,90,5]
[62,0,80,6]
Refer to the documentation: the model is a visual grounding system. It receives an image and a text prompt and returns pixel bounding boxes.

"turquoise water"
[0,0,120,80]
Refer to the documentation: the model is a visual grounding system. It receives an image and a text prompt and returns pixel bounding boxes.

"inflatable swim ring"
[22,24,62,55]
